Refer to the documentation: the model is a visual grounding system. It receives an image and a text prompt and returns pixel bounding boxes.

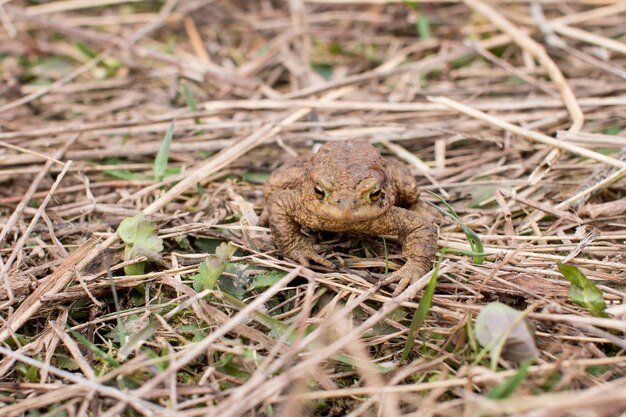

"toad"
[264,141,439,294]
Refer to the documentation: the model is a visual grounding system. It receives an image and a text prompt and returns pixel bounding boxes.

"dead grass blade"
[1,1,625,415]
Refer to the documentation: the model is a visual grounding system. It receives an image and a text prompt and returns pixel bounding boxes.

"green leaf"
[141,348,169,372]
[242,172,271,184]
[557,263,607,317]
[103,169,150,181]
[541,372,562,392]
[311,63,333,80]
[102,57,122,72]
[416,12,431,40]
[328,43,343,55]
[603,125,622,135]
[486,359,532,399]
[104,157,123,165]
[19,364,39,383]
[117,213,164,275]
[54,354,80,371]
[154,122,174,181]
[194,238,223,253]
[181,324,208,343]
[217,353,251,379]
[124,262,145,276]
[75,42,98,59]
[429,191,484,264]
[506,75,527,85]
[193,261,219,292]
[70,330,120,368]
[174,235,192,250]
[215,241,237,259]
[596,147,622,156]
[250,270,286,290]
[182,83,197,112]
[30,57,73,78]
[164,166,181,176]
[404,0,431,39]
[182,83,202,126]
[192,242,237,292]
[475,302,538,366]
[586,365,609,377]
[218,263,249,299]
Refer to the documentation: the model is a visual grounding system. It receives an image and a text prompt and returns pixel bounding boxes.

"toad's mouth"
[315,204,390,223]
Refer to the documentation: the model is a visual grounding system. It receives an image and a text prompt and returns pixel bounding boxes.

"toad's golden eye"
[365,185,383,202]
[370,188,382,201]
[314,183,327,200]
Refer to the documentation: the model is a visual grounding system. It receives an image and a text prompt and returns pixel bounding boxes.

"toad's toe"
[388,263,429,296]
[292,252,311,267]
[290,250,335,269]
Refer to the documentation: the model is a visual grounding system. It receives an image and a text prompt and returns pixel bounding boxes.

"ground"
[0,1,625,416]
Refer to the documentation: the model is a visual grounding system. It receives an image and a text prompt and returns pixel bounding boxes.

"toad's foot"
[286,241,335,269]
[388,261,429,296]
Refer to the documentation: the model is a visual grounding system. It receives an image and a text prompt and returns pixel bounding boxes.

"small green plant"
[557,262,607,317]
[117,213,164,275]
[193,242,237,292]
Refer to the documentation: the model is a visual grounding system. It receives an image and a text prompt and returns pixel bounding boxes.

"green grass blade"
[153,122,174,181]
[75,41,98,59]
[400,254,442,362]
[182,83,197,112]
[417,11,431,40]
[403,1,431,40]
[429,191,484,264]
[486,359,532,399]
[70,330,121,368]
[182,83,201,125]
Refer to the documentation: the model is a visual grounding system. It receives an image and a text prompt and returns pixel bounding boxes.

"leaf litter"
[0,1,625,416]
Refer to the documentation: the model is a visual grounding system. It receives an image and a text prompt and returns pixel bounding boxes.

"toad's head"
[301,141,395,222]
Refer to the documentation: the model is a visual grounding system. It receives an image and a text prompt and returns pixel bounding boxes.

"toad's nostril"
[335,197,357,207]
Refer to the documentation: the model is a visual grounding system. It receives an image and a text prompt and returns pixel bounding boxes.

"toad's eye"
[314,183,327,200]
[365,185,383,202]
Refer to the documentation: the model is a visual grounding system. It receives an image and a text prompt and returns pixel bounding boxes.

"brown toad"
[264,141,439,293]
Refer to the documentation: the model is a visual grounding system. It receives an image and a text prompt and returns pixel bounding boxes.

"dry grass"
[1,0,626,416]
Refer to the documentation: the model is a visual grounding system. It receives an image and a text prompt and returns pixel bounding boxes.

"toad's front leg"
[267,190,334,268]
[373,207,438,295]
